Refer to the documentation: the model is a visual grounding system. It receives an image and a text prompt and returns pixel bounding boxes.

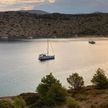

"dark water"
[0,39,108,96]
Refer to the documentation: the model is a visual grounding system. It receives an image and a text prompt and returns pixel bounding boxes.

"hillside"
[20,10,48,14]
[0,11,108,39]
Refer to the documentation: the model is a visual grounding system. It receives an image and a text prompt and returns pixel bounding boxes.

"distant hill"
[20,10,49,15]
[0,11,108,39]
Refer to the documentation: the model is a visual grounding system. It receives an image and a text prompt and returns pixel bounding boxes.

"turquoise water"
[0,39,108,96]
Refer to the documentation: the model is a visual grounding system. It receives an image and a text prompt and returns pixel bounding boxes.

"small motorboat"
[89,40,96,44]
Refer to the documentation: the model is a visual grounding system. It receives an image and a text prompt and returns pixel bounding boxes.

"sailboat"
[38,39,55,61]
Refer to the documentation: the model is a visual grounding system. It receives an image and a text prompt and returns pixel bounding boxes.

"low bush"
[13,96,26,108]
[45,84,68,106]
[66,96,79,108]
[20,93,39,106]
[0,100,15,108]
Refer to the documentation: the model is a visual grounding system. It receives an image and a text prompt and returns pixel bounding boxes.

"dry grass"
[72,86,108,108]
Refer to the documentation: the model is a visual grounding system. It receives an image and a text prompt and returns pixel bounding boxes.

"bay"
[0,39,108,96]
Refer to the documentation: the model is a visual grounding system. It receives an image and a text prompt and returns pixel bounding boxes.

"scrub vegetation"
[0,12,108,39]
[1,68,108,108]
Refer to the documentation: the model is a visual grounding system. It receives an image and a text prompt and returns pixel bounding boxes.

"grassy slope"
[72,86,108,108]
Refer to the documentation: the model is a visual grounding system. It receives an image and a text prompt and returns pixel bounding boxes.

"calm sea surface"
[0,39,108,96]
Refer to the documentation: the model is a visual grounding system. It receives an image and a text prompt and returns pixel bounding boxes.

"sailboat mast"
[47,39,49,55]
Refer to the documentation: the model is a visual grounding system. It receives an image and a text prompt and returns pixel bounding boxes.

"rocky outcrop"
[0,11,108,39]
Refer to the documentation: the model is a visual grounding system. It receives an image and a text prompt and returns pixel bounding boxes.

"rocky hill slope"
[0,11,108,39]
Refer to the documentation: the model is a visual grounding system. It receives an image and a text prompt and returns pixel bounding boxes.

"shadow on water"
[0,39,33,43]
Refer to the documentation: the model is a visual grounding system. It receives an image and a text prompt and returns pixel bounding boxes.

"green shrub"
[67,73,84,90]
[66,96,79,108]
[20,93,39,106]
[36,73,68,107]
[0,100,15,108]
[46,83,68,106]
[91,68,108,89]
[37,73,61,97]
[13,96,26,108]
